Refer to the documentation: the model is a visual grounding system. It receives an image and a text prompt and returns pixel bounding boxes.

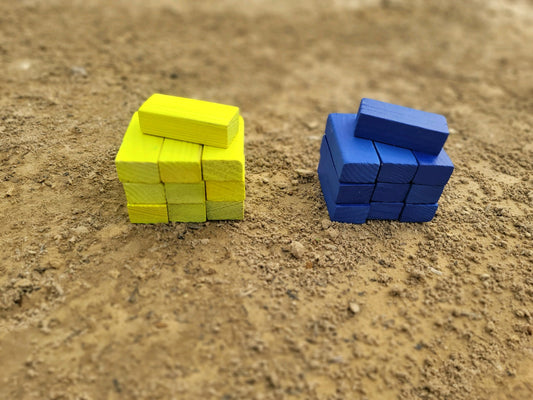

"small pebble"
[349,302,360,314]
[290,241,305,259]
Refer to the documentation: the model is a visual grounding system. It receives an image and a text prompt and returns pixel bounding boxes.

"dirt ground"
[1,0,532,399]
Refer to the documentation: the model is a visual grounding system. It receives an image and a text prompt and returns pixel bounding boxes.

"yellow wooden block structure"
[168,203,206,223]
[127,204,169,224]
[206,181,245,202]
[206,201,244,220]
[123,183,166,204]
[202,116,245,181]
[115,112,164,183]
[138,94,240,149]
[159,139,202,183]
[165,182,205,204]
[116,95,245,223]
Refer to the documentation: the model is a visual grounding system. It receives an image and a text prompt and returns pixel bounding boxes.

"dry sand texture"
[0,0,532,399]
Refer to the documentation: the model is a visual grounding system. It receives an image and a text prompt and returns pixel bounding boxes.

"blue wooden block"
[325,113,380,183]
[406,184,445,204]
[400,203,438,222]
[371,182,410,202]
[318,137,374,204]
[354,98,449,155]
[368,202,404,220]
[318,168,369,224]
[412,148,454,185]
[374,142,418,183]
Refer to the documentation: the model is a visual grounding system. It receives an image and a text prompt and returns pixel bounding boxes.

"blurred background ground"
[0,0,532,399]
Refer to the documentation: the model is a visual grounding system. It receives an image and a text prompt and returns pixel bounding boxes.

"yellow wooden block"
[206,181,245,201]
[127,204,168,224]
[138,94,240,148]
[206,201,244,220]
[165,182,205,204]
[123,183,166,204]
[159,138,203,183]
[115,112,164,183]
[202,116,245,181]
[168,203,206,223]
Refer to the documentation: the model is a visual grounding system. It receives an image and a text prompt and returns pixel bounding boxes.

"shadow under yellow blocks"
[115,94,245,223]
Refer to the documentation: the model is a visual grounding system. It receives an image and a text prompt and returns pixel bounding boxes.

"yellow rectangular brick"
[168,203,206,223]
[159,138,202,183]
[138,94,239,148]
[202,116,245,181]
[123,183,166,204]
[206,181,245,201]
[115,112,164,183]
[127,204,168,224]
[206,201,244,221]
[165,182,205,204]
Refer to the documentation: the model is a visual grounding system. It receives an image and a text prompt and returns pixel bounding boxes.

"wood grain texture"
[371,182,410,202]
[405,184,445,204]
[127,204,168,224]
[374,142,418,184]
[324,113,380,183]
[165,182,205,204]
[354,98,449,155]
[202,116,245,181]
[318,137,374,204]
[412,148,454,185]
[123,183,166,204]
[159,138,203,183]
[368,202,404,220]
[115,112,164,183]
[400,203,439,222]
[168,203,206,223]
[138,94,239,148]
[206,181,245,201]
[206,201,244,220]
[319,166,369,224]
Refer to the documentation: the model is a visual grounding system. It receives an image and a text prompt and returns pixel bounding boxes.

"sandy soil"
[1,0,532,399]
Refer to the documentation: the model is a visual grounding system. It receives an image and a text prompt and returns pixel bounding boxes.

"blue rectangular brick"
[368,202,404,220]
[413,148,454,185]
[354,98,449,155]
[400,203,439,222]
[406,184,445,204]
[318,137,374,204]
[325,113,380,183]
[371,182,410,202]
[374,142,418,183]
[318,168,369,224]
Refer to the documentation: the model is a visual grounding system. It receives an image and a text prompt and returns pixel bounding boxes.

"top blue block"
[325,113,380,183]
[354,98,449,155]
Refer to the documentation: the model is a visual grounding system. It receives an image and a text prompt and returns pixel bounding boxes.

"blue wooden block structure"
[318,137,374,204]
[354,98,449,155]
[317,98,454,224]
[325,113,380,183]
[374,142,418,183]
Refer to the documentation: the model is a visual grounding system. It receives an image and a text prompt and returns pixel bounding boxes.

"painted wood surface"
[127,204,168,224]
[168,203,206,223]
[206,181,245,202]
[115,112,164,183]
[374,142,418,184]
[354,98,448,155]
[159,138,202,183]
[165,182,205,204]
[202,116,245,181]
[206,201,244,220]
[123,183,166,204]
[138,94,239,148]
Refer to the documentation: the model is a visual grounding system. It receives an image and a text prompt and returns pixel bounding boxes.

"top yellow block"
[138,94,240,149]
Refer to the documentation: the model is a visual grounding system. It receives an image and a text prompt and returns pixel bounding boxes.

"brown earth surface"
[1,0,532,399]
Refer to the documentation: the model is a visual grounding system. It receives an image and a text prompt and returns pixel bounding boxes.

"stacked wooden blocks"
[318,98,454,223]
[115,94,245,223]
